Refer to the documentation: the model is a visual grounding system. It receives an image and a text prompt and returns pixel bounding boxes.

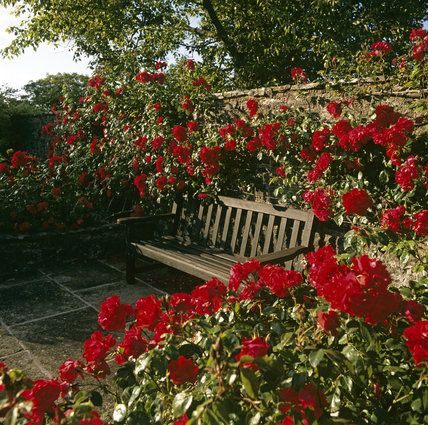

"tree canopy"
[22,73,88,112]
[1,0,427,88]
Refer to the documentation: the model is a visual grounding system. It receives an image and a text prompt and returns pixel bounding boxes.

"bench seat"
[120,196,316,285]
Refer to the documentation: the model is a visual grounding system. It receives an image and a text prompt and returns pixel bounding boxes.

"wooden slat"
[262,215,275,254]
[275,217,287,251]
[135,243,229,282]
[250,212,264,257]
[211,205,222,246]
[239,211,253,257]
[220,207,232,248]
[300,212,315,246]
[203,204,213,240]
[218,196,311,221]
[230,209,242,253]
[289,220,301,248]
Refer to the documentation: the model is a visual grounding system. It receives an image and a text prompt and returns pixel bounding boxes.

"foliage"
[1,248,427,424]
[1,0,427,87]
[22,73,89,112]
[0,37,426,276]
[0,86,36,153]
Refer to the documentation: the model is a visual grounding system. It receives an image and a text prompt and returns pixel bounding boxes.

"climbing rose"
[403,320,428,365]
[246,98,258,117]
[98,295,133,331]
[342,188,373,216]
[326,101,342,118]
[369,41,392,56]
[412,210,428,236]
[317,310,340,335]
[58,359,83,383]
[395,156,420,191]
[291,67,307,81]
[172,125,187,142]
[380,205,405,232]
[303,188,332,221]
[168,356,199,385]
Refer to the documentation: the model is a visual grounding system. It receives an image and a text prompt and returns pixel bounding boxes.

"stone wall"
[214,78,428,122]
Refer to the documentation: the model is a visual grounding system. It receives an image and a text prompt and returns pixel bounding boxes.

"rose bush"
[0,28,426,242]
[1,247,427,424]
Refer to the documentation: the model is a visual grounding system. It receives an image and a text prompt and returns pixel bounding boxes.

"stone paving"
[0,256,201,379]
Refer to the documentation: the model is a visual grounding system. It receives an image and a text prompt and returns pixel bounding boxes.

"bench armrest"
[256,245,310,265]
[117,213,176,225]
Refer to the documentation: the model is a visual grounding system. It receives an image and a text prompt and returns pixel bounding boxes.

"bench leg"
[126,247,136,285]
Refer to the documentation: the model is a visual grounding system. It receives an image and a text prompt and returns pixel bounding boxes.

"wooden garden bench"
[117,196,316,284]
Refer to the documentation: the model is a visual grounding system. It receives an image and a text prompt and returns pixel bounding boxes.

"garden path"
[0,256,200,379]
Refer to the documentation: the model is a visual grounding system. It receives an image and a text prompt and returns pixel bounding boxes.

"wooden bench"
[117,196,316,284]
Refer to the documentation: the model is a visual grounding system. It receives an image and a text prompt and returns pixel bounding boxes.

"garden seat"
[118,196,316,284]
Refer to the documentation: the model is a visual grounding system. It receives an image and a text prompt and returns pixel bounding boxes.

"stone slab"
[0,270,42,288]
[44,261,123,291]
[0,324,24,358]
[9,307,100,376]
[0,279,84,326]
[0,350,49,379]
[77,280,155,309]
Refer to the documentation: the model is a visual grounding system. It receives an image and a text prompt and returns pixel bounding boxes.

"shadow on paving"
[0,254,201,379]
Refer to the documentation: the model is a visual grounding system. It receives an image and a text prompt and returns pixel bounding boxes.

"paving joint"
[0,317,52,378]
[39,270,99,313]
[8,306,89,328]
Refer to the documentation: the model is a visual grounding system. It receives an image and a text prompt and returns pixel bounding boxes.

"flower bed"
[1,247,427,424]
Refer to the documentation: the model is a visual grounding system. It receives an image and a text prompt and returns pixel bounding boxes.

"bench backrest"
[173,196,315,258]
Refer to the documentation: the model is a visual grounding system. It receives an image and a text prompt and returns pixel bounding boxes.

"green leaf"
[240,367,259,398]
[173,392,193,417]
[309,349,324,368]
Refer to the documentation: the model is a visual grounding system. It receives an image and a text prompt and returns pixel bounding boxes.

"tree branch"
[201,0,244,65]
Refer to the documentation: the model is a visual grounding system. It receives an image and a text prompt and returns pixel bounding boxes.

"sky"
[0,6,91,90]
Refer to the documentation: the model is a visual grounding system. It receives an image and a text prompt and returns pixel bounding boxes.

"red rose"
[22,379,62,421]
[58,359,83,383]
[246,98,258,118]
[236,337,269,365]
[381,205,405,232]
[303,188,333,222]
[135,71,152,83]
[135,295,162,330]
[258,266,303,298]
[83,331,115,364]
[291,67,307,82]
[229,259,261,292]
[168,356,199,385]
[317,310,340,335]
[98,295,133,331]
[116,325,147,364]
[351,255,391,290]
[173,415,189,425]
[172,125,187,142]
[403,320,428,365]
[342,188,373,216]
[404,300,425,323]
[326,101,342,118]
[191,277,227,315]
[412,210,428,236]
